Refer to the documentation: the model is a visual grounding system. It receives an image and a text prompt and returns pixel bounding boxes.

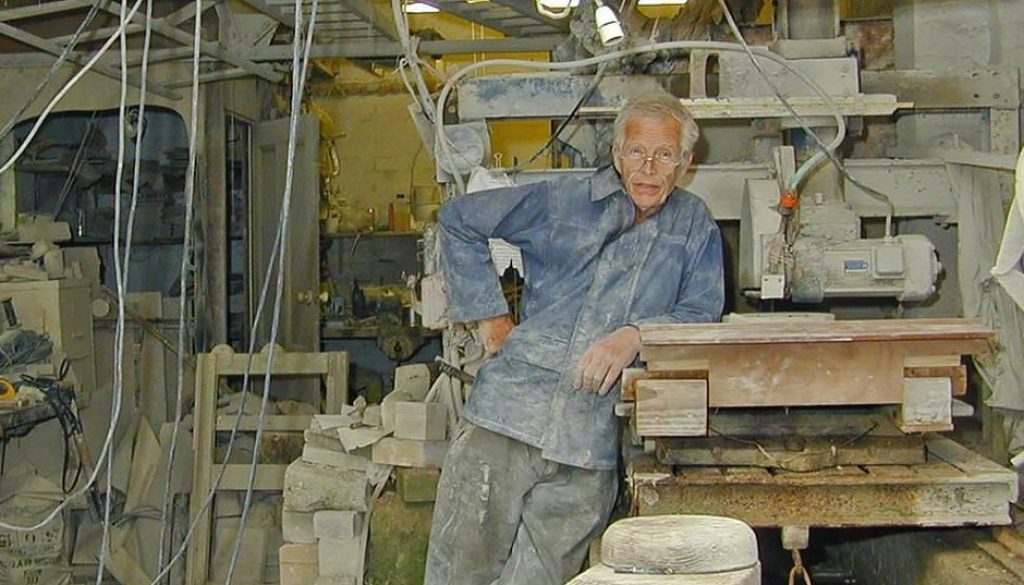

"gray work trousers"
[424,423,617,585]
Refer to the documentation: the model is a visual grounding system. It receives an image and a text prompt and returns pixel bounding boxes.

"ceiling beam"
[329,0,399,41]
[0,0,95,22]
[166,67,254,88]
[104,1,283,83]
[481,0,570,32]
[251,35,562,59]
[429,4,523,36]
[0,20,180,99]
[50,23,146,45]
[236,0,294,28]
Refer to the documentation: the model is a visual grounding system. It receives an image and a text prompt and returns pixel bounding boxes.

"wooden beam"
[250,36,563,59]
[166,67,253,88]
[330,0,399,41]
[640,318,994,347]
[105,1,283,83]
[655,435,927,470]
[629,436,1017,527]
[0,0,94,22]
[634,379,708,437]
[0,21,180,100]
[202,81,229,347]
[236,0,294,28]
[50,23,147,45]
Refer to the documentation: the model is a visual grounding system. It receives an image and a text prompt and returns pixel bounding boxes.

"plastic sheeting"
[954,152,1024,418]
[991,148,1024,309]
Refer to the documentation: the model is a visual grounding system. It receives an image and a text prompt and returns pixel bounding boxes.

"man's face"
[612,115,692,220]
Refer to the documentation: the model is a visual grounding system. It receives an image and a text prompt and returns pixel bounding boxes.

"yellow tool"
[0,378,16,400]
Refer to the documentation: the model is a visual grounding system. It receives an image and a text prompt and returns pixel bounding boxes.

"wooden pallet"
[186,346,348,585]
[629,435,1017,528]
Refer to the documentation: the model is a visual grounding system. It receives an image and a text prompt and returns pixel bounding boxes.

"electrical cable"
[95,0,139,580]
[391,0,435,124]
[49,110,101,221]
[156,0,201,577]
[714,0,896,237]
[0,0,105,142]
[0,0,150,535]
[149,2,321,582]
[224,1,318,580]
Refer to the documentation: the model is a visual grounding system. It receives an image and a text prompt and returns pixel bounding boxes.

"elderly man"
[425,96,724,585]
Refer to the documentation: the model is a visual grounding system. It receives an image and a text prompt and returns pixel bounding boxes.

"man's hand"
[478,314,514,356]
[575,325,641,396]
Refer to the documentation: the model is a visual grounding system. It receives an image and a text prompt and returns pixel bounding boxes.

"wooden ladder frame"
[185,346,348,585]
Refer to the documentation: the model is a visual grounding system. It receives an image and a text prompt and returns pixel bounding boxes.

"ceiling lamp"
[404,1,440,13]
[593,0,624,46]
[535,0,578,19]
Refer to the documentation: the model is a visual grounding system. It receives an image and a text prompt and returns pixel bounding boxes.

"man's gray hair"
[613,96,699,155]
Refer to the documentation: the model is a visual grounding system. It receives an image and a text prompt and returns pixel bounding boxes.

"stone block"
[393,402,447,441]
[361,405,382,428]
[282,510,316,544]
[394,364,432,400]
[397,467,440,503]
[313,511,364,541]
[318,536,365,579]
[314,577,357,585]
[279,544,318,585]
[371,438,448,468]
[283,460,370,512]
[302,444,369,472]
[337,426,391,452]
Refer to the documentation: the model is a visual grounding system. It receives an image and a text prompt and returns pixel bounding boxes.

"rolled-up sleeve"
[438,181,551,324]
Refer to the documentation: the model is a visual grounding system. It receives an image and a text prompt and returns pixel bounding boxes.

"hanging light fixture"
[637,0,688,5]
[535,0,578,19]
[403,1,440,13]
[593,0,624,46]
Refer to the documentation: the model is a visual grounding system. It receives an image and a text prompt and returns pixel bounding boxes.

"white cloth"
[991,147,1024,309]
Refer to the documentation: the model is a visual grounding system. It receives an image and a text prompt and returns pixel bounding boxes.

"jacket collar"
[590,164,624,202]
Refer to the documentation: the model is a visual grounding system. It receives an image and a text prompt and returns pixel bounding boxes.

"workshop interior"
[0,0,1023,583]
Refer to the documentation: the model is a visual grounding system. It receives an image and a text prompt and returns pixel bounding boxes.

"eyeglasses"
[619,145,683,167]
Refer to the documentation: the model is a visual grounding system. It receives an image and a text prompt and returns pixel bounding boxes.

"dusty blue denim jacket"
[439,165,724,470]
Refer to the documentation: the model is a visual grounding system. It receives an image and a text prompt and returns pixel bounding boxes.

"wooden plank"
[214,351,331,376]
[626,452,674,486]
[905,355,961,367]
[642,338,989,408]
[635,454,1016,527]
[656,435,926,470]
[676,341,901,408]
[706,409,905,437]
[927,436,1020,501]
[634,379,707,437]
[324,352,348,414]
[862,464,915,479]
[906,365,968,396]
[218,464,288,490]
[186,354,218,585]
[214,414,313,432]
[640,318,992,346]
[621,364,707,400]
